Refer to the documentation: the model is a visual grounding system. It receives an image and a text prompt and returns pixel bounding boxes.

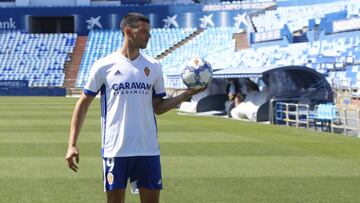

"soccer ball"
[181,57,213,88]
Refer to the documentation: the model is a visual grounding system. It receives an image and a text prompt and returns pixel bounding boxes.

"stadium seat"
[314,103,336,131]
[0,31,77,87]
[76,28,196,87]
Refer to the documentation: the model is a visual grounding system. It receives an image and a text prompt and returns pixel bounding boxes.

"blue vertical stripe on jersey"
[100,84,107,157]
[152,87,166,98]
[153,113,158,133]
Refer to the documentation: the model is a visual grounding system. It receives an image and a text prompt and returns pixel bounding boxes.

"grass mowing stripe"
[158,131,265,143]
[0,119,100,126]
[162,177,360,203]
[1,97,360,202]
[0,178,104,203]
[0,143,100,157]
[0,113,99,120]
[2,156,360,179]
[0,158,102,179]
[0,142,319,157]
[0,132,99,143]
[1,177,360,203]
[160,142,317,156]
[161,156,360,178]
[0,124,100,133]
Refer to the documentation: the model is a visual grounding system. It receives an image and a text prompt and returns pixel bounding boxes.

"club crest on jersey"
[144,67,150,76]
[107,172,114,185]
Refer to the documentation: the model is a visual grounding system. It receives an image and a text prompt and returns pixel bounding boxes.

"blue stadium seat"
[0,31,77,87]
[314,103,336,131]
[76,28,196,87]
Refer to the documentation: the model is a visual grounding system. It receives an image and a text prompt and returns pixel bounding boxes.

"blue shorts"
[102,156,162,192]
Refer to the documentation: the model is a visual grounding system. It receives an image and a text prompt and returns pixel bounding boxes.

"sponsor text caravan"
[112,82,152,95]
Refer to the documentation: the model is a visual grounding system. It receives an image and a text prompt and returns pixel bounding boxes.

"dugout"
[206,65,334,122]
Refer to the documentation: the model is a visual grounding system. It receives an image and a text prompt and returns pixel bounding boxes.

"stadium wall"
[276,0,340,7]
[0,88,66,96]
[0,2,274,35]
[318,13,360,39]
[0,80,66,96]
[250,24,292,48]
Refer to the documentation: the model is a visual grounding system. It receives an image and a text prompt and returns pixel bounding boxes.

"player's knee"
[139,189,160,203]
[106,189,125,203]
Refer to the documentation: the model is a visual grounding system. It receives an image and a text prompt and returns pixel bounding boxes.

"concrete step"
[155,29,205,60]
[64,36,87,89]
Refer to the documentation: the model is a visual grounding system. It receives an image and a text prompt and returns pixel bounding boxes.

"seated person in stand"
[233,92,245,108]
[224,79,241,117]
[231,79,268,121]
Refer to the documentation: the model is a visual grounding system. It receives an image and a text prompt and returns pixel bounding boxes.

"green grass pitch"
[1,97,360,202]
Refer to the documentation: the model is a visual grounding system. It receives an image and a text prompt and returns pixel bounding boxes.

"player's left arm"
[152,62,206,114]
[153,87,206,115]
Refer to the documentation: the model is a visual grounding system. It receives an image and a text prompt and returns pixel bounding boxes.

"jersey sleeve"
[153,63,166,98]
[83,62,104,97]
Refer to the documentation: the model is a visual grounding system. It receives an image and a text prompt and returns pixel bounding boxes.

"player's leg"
[139,188,160,203]
[107,189,126,203]
[134,156,162,203]
[103,157,134,203]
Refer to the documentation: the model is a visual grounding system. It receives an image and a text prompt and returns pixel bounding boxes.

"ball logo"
[107,173,114,185]
[144,67,150,76]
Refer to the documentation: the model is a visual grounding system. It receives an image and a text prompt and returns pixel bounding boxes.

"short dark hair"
[120,12,150,35]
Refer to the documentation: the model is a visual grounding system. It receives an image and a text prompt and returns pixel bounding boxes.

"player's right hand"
[65,146,80,172]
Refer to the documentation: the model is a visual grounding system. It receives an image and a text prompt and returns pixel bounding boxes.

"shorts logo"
[144,67,150,76]
[157,179,162,185]
[107,172,114,185]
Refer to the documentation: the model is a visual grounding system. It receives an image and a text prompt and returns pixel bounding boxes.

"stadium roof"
[213,65,333,102]
[212,66,276,78]
[212,66,326,79]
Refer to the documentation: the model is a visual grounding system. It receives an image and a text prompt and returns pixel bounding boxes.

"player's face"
[129,21,151,49]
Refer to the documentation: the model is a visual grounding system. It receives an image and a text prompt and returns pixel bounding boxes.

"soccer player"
[65,12,205,203]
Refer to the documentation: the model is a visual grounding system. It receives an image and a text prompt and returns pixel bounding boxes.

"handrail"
[273,100,360,136]
[269,97,301,124]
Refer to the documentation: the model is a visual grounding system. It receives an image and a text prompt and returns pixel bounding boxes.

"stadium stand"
[252,1,347,33]
[0,0,359,132]
[161,28,360,90]
[76,28,196,87]
[104,28,358,92]
[160,27,238,73]
[0,31,76,87]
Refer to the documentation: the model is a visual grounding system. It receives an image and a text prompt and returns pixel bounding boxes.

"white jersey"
[83,51,166,157]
